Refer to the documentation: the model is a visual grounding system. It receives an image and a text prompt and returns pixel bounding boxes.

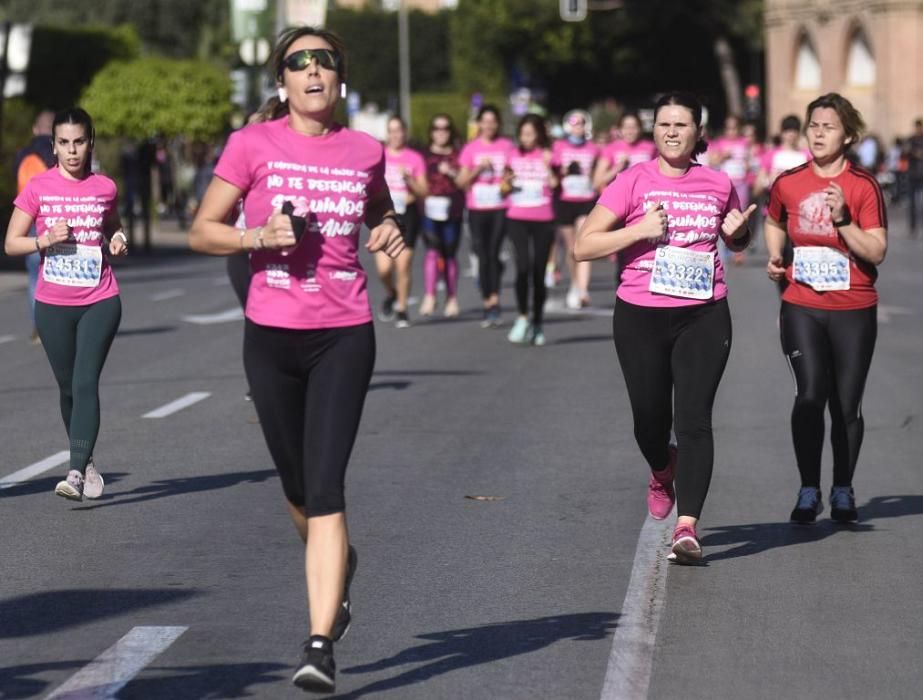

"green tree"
[80,57,232,141]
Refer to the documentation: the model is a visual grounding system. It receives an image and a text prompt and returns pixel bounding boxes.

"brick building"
[764,0,923,142]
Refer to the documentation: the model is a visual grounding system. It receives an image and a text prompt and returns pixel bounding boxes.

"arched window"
[794,33,822,90]
[846,27,876,87]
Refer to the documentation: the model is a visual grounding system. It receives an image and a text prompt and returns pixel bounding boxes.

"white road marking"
[600,516,673,700]
[181,307,244,325]
[0,334,16,345]
[149,288,186,302]
[142,392,211,419]
[878,304,913,324]
[0,451,70,490]
[45,626,187,699]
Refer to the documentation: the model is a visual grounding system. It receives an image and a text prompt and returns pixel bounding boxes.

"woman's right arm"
[189,177,293,255]
[575,202,666,262]
[4,208,39,256]
[764,216,788,281]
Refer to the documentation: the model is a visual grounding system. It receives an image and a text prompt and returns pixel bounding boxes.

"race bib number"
[391,191,408,215]
[510,180,545,208]
[42,243,103,288]
[793,246,850,291]
[472,183,502,209]
[649,245,715,300]
[561,174,593,199]
[424,196,451,222]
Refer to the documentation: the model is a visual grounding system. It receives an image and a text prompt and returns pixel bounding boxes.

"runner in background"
[592,112,656,191]
[13,109,56,344]
[379,116,427,328]
[709,115,753,265]
[419,113,465,318]
[4,107,127,502]
[551,110,599,309]
[190,27,405,693]
[576,91,754,564]
[765,93,887,524]
[457,105,515,328]
[506,114,559,347]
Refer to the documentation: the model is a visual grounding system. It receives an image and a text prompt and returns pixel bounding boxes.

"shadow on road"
[702,495,923,562]
[0,473,129,499]
[116,325,178,337]
[336,611,618,699]
[0,588,199,640]
[368,381,411,392]
[71,469,277,511]
[552,334,612,346]
[118,661,289,700]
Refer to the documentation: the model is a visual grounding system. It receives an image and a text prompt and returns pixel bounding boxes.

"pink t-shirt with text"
[552,139,599,202]
[458,137,515,211]
[601,139,657,173]
[384,147,425,215]
[214,118,385,330]
[710,136,752,184]
[14,168,120,306]
[597,159,740,308]
[506,148,555,222]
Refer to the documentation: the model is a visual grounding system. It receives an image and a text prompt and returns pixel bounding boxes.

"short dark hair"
[805,93,866,145]
[653,91,708,157]
[780,114,801,132]
[516,113,549,150]
[428,113,458,145]
[477,104,501,124]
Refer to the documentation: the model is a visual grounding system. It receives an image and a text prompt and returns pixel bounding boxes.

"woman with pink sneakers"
[576,92,754,564]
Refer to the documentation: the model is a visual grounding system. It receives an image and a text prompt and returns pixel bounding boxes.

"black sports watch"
[832,208,852,228]
[381,213,405,234]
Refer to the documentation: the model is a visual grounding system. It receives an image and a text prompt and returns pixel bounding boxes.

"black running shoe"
[378,295,396,322]
[395,311,411,329]
[790,486,823,524]
[830,486,858,523]
[292,635,335,693]
[332,545,358,642]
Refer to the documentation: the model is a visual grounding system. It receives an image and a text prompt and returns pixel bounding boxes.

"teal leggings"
[34,296,121,473]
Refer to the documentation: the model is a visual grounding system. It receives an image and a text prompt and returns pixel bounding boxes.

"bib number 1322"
[649,245,715,300]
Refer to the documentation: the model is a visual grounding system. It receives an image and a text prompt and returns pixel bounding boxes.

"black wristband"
[382,213,404,233]
[833,208,852,227]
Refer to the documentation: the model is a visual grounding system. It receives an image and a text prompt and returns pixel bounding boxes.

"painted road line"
[600,516,673,700]
[0,334,16,345]
[142,392,211,419]
[149,288,186,302]
[45,626,187,699]
[181,307,243,325]
[878,304,913,324]
[0,451,70,490]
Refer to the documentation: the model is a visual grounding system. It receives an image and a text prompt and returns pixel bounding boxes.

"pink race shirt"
[597,159,740,308]
[506,148,555,222]
[14,168,119,306]
[602,139,657,172]
[214,118,386,330]
[710,136,752,185]
[760,147,811,186]
[458,137,514,211]
[552,139,599,202]
[384,147,425,215]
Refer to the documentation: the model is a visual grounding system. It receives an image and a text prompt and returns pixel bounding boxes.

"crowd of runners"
[5,22,904,695]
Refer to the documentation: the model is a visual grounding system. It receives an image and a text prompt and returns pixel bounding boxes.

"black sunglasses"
[431,124,451,131]
[279,49,340,77]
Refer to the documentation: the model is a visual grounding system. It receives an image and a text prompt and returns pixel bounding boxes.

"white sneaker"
[565,286,581,310]
[544,265,556,290]
[83,459,105,499]
[507,316,531,344]
[531,327,546,346]
[55,470,84,501]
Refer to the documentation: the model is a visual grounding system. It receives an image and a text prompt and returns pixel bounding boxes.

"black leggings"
[613,298,732,519]
[468,209,506,299]
[35,296,121,473]
[243,320,375,516]
[780,302,877,489]
[507,219,555,326]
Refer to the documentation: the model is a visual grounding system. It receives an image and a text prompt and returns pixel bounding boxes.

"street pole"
[398,1,411,129]
[0,21,10,156]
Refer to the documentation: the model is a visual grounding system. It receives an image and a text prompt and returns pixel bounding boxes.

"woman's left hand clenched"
[824,182,847,222]
[366,218,405,259]
[108,235,128,256]
[721,203,758,240]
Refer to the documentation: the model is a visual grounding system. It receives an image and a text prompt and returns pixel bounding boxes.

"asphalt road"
[1,208,920,699]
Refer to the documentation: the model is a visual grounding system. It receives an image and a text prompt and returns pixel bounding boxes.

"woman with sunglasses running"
[765,93,887,525]
[419,113,465,318]
[190,27,404,694]
[457,105,515,327]
[576,92,755,564]
[4,107,127,502]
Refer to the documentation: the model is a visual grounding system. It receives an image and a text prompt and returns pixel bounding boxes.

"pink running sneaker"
[55,470,84,501]
[668,523,703,564]
[647,445,677,520]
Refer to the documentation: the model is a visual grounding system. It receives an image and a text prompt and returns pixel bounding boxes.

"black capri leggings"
[468,209,506,300]
[507,219,555,326]
[35,296,122,473]
[779,301,876,489]
[613,298,732,519]
[243,320,376,516]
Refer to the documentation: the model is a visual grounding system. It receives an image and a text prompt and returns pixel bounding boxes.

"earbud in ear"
[278,86,288,103]
[340,83,347,99]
